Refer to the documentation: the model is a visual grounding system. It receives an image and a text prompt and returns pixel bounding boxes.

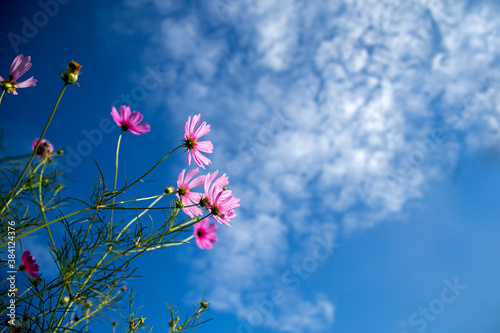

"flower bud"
[62,61,82,85]
[120,286,127,292]
[84,300,93,308]
[175,200,184,209]
[60,296,70,305]
[164,186,175,194]
[200,301,209,309]
[112,321,118,327]
[57,149,64,155]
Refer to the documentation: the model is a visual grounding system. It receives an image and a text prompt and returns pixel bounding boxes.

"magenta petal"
[184,168,200,185]
[193,122,210,138]
[9,55,23,78]
[189,114,201,135]
[188,175,205,189]
[196,141,214,153]
[120,105,131,120]
[128,111,144,124]
[128,123,151,135]
[15,77,37,88]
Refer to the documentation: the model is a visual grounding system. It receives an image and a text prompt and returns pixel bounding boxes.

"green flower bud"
[62,61,82,85]
[60,296,70,306]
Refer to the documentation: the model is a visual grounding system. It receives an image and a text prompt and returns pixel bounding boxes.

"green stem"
[0,90,5,107]
[1,84,67,215]
[38,162,57,251]
[115,194,164,241]
[0,206,92,248]
[109,131,123,228]
[106,144,183,202]
[15,281,63,304]
[102,193,166,207]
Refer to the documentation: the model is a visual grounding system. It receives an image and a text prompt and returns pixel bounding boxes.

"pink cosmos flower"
[202,171,239,227]
[0,55,37,95]
[20,251,40,278]
[183,114,213,168]
[111,105,151,135]
[32,138,54,158]
[193,218,218,250]
[177,168,205,218]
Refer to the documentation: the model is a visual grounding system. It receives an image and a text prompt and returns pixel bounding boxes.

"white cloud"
[109,0,500,330]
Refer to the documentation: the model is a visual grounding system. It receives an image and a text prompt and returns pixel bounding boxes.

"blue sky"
[1,0,500,332]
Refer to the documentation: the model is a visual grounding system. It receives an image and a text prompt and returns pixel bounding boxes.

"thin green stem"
[1,84,67,215]
[115,194,164,241]
[38,162,57,251]
[103,193,166,207]
[109,131,123,228]
[15,281,63,304]
[106,144,183,202]
[0,90,5,107]
[0,206,92,248]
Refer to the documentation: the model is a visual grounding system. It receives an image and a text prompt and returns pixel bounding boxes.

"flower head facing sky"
[193,218,218,250]
[32,138,54,158]
[0,54,37,95]
[177,168,205,218]
[20,251,40,278]
[111,105,151,135]
[183,114,213,168]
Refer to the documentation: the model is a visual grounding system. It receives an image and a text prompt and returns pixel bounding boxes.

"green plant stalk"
[1,84,67,215]
[105,144,184,204]
[14,281,63,304]
[0,206,92,248]
[109,131,123,230]
[53,244,147,331]
[115,194,164,241]
[38,162,57,251]
[0,90,5,106]
[102,193,167,207]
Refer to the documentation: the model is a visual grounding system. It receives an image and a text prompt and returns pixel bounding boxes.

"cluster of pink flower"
[7,52,239,280]
[111,107,240,250]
